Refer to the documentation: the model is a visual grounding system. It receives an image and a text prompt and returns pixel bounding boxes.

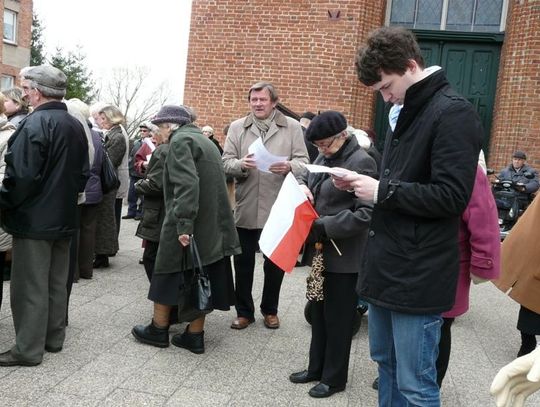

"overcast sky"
[32,0,193,103]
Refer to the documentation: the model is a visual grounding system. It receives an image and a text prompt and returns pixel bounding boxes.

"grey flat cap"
[20,65,67,91]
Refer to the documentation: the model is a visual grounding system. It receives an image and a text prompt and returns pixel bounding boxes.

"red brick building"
[0,0,32,90]
[184,1,539,171]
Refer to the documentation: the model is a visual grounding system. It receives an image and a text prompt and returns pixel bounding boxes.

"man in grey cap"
[0,65,89,366]
[498,150,539,208]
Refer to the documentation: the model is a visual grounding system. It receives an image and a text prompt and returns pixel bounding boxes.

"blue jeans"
[368,303,442,407]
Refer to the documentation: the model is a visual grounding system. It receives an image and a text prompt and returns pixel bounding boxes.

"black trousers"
[233,227,284,318]
[78,204,98,279]
[142,240,159,282]
[0,251,6,312]
[436,317,454,387]
[114,198,123,237]
[308,272,358,387]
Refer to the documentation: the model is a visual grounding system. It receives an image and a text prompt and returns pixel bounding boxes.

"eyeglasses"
[311,135,340,150]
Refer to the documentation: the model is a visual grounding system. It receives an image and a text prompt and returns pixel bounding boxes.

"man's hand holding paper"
[247,138,288,173]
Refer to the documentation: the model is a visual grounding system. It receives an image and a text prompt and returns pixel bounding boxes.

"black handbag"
[188,237,213,311]
[100,146,120,193]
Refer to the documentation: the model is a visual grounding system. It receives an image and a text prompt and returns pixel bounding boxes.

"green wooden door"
[374,32,502,157]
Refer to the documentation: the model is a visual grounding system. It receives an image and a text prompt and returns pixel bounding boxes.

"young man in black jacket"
[335,27,483,406]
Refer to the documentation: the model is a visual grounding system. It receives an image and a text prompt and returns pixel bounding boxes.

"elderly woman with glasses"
[132,105,240,354]
[289,111,376,398]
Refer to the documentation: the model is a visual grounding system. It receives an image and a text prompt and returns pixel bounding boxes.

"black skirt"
[517,306,540,335]
[148,256,235,311]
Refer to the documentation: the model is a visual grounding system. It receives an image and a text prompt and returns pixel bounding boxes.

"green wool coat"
[154,124,241,275]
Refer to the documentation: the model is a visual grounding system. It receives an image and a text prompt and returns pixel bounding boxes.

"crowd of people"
[0,26,539,406]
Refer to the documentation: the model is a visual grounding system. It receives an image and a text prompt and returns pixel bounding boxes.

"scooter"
[488,170,534,240]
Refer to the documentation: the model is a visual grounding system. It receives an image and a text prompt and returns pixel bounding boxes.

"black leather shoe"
[372,377,379,390]
[308,382,345,398]
[93,255,109,269]
[171,325,204,354]
[45,345,63,353]
[0,350,40,366]
[289,370,321,384]
[122,215,135,219]
[131,321,169,348]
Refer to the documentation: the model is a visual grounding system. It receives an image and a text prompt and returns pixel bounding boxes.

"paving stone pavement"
[0,212,538,406]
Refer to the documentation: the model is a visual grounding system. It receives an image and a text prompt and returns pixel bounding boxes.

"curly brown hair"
[355,27,424,86]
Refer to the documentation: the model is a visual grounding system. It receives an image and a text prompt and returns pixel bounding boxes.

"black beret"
[513,150,527,160]
[305,111,347,142]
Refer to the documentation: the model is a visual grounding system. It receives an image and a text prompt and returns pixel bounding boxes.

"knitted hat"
[305,111,347,141]
[20,65,67,91]
[151,105,192,126]
[513,150,527,160]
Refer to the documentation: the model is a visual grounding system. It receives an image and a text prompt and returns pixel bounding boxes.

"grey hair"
[24,78,66,99]
[248,81,279,102]
[66,98,90,119]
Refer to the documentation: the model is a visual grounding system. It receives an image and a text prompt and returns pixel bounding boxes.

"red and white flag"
[259,173,318,273]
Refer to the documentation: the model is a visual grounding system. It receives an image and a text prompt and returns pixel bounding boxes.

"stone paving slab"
[0,212,538,406]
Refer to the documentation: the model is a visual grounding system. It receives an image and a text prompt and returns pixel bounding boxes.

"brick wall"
[184,0,386,144]
[18,0,33,49]
[1,0,33,84]
[185,1,540,172]
[489,0,540,171]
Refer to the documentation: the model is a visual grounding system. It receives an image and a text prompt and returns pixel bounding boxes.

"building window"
[3,9,17,43]
[388,0,507,33]
[1,75,15,91]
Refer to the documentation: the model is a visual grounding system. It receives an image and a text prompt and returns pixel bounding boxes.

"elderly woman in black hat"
[131,105,240,354]
[289,111,376,398]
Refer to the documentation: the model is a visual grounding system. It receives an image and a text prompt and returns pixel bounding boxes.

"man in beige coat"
[223,81,309,329]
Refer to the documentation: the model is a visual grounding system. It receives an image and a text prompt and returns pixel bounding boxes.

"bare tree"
[98,66,171,137]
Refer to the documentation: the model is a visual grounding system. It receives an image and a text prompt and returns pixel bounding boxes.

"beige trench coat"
[222,110,309,229]
[494,196,540,313]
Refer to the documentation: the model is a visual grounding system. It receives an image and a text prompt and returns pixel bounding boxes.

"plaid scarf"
[251,110,276,139]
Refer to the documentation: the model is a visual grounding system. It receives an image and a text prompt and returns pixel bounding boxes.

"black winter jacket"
[303,137,375,274]
[498,163,539,194]
[135,143,169,242]
[358,70,483,314]
[0,101,89,239]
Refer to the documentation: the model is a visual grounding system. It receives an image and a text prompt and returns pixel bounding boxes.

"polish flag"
[259,173,319,273]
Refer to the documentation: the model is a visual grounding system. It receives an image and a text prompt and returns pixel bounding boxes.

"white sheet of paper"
[305,164,352,178]
[248,138,288,173]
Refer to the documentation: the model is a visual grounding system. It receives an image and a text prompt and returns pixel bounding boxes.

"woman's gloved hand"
[491,347,540,407]
[306,218,326,243]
